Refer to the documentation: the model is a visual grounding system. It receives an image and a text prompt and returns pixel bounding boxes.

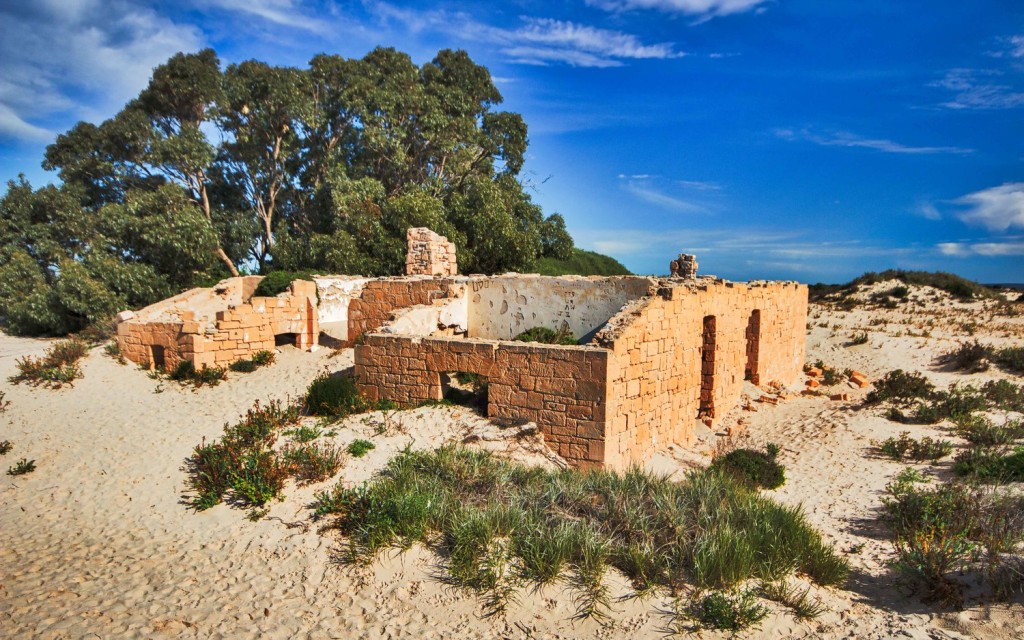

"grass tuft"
[7,458,36,476]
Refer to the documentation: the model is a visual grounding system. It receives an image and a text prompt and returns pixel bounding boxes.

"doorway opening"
[698,315,716,420]
[745,310,761,384]
[149,345,166,371]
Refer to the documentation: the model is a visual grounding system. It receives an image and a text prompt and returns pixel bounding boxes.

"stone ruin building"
[117,228,807,469]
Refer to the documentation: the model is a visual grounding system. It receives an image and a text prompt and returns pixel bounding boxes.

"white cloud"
[677,179,721,191]
[914,202,941,220]
[931,69,1024,110]
[0,1,203,143]
[954,183,1024,232]
[938,241,1024,257]
[775,128,972,155]
[372,5,682,68]
[206,0,325,33]
[586,0,767,19]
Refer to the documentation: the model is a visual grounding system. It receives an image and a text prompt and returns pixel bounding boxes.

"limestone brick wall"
[406,227,457,276]
[355,335,610,468]
[117,279,319,370]
[598,281,807,468]
[347,278,463,344]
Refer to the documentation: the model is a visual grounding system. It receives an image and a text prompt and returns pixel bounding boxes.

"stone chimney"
[669,253,698,279]
[406,227,458,276]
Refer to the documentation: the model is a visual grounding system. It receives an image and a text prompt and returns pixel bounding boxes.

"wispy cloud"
[954,183,1024,232]
[931,68,1024,110]
[586,0,768,20]
[0,1,203,143]
[775,128,972,155]
[938,240,1024,257]
[373,5,683,68]
[677,179,721,191]
[987,34,1024,59]
[207,0,326,33]
[914,202,941,221]
[617,175,708,213]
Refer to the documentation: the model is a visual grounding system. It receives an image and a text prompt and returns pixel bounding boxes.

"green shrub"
[346,439,375,458]
[866,370,936,405]
[251,350,276,366]
[305,372,369,416]
[981,380,1024,412]
[954,416,1024,447]
[992,346,1024,375]
[7,458,36,476]
[875,432,954,461]
[8,338,88,388]
[938,341,991,373]
[954,446,1024,482]
[848,332,869,346]
[680,590,768,632]
[0,440,12,455]
[317,447,846,621]
[709,445,785,489]
[512,326,578,345]
[168,360,227,387]
[283,442,344,483]
[229,359,258,373]
[883,477,1024,605]
[254,271,316,298]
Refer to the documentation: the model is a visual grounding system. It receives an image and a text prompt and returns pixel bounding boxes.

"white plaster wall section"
[313,277,371,340]
[380,293,468,336]
[467,276,653,341]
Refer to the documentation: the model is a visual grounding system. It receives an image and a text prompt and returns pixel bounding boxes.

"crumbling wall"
[355,335,610,468]
[406,227,457,276]
[346,277,464,344]
[597,280,807,468]
[467,276,653,341]
[117,278,319,370]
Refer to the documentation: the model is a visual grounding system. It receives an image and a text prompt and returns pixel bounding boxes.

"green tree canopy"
[1,46,574,335]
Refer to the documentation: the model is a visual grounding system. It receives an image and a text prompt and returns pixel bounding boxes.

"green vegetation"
[314,446,847,623]
[938,341,1024,376]
[168,360,227,387]
[709,444,786,489]
[883,473,1024,606]
[187,399,345,510]
[677,590,767,632]
[0,390,9,412]
[873,432,954,462]
[253,272,317,298]
[535,248,631,277]
[0,440,12,455]
[7,458,36,476]
[1,47,575,336]
[346,439,376,458]
[512,326,578,345]
[810,270,997,304]
[229,349,276,373]
[8,338,88,388]
[758,580,827,620]
[305,372,372,417]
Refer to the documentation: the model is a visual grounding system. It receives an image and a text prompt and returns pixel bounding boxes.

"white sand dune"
[1,290,1023,638]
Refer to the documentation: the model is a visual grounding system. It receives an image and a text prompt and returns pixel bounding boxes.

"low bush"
[992,346,1024,375]
[346,439,375,458]
[7,458,36,476]
[316,446,847,621]
[954,446,1024,483]
[305,372,369,416]
[679,590,768,632]
[954,416,1024,447]
[981,379,1024,412]
[169,360,227,387]
[848,332,869,346]
[866,370,936,406]
[0,440,12,455]
[709,444,785,489]
[229,350,276,373]
[938,341,991,373]
[9,338,88,388]
[512,326,578,345]
[253,271,316,298]
[251,350,276,366]
[874,432,954,461]
[229,359,258,373]
[283,442,343,484]
[883,476,1024,605]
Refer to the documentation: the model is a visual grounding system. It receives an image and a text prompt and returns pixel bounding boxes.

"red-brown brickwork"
[406,227,457,276]
[116,277,319,371]
[355,334,610,468]
[597,280,807,468]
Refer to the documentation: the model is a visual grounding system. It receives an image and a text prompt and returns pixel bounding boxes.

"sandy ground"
[1,283,1023,639]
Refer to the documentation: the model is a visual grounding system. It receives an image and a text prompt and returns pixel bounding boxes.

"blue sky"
[2,0,1023,282]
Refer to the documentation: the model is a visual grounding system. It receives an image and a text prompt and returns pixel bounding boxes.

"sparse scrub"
[103,341,127,365]
[992,346,1024,375]
[0,440,12,455]
[874,432,953,461]
[9,338,88,388]
[229,350,276,373]
[253,271,317,298]
[7,458,36,476]
[759,580,827,620]
[676,590,768,632]
[317,446,847,621]
[283,442,343,484]
[882,477,1024,605]
[346,439,375,458]
[709,444,785,489]
[283,424,324,443]
[305,372,369,417]
[0,390,9,412]
[513,326,578,345]
[169,360,227,387]
[938,341,991,373]
[866,370,935,406]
